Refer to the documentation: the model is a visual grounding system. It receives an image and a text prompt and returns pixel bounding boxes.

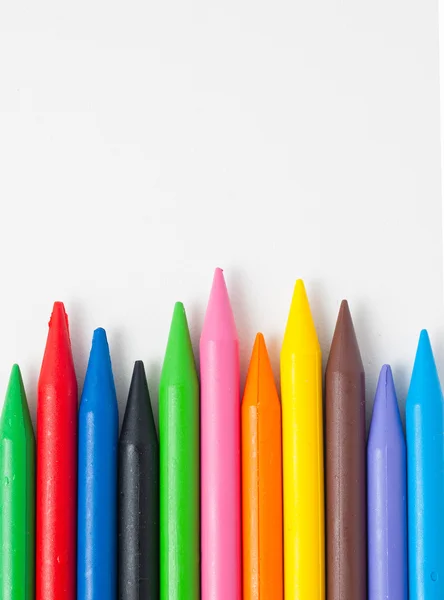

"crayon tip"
[201,268,238,342]
[368,365,404,448]
[243,333,279,407]
[40,301,75,382]
[49,301,70,333]
[0,364,34,439]
[160,302,197,386]
[407,330,443,406]
[326,299,363,373]
[81,328,116,404]
[282,279,319,353]
[120,361,157,445]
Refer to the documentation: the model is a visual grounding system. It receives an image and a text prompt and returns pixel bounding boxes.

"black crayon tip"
[120,360,157,445]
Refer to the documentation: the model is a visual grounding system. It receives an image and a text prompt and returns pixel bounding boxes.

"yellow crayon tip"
[282,279,320,355]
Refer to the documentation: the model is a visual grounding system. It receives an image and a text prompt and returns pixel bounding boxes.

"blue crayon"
[77,328,119,600]
[406,330,444,599]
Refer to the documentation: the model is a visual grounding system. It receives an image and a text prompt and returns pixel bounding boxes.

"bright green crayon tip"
[0,364,34,440]
[160,302,198,386]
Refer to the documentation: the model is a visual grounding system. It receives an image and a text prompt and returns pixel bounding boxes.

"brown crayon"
[325,300,366,600]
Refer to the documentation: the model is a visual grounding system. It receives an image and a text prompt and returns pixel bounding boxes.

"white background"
[0,0,442,427]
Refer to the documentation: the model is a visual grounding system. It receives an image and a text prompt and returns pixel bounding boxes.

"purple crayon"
[367,365,407,600]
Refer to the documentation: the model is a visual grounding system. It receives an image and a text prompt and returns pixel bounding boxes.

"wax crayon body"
[119,361,159,600]
[406,330,444,599]
[36,302,78,600]
[367,365,407,600]
[325,300,366,600]
[242,333,283,600]
[0,365,35,600]
[78,329,119,600]
[280,280,324,600]
[200,268,241,600]
[159,303,200,600]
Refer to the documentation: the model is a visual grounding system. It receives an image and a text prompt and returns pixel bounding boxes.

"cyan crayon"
[77,328,119,600]
[367,365,407,600]
[406,330,444,599]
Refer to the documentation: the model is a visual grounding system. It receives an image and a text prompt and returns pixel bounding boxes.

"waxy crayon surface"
[78,328,119,600]
[200,268,241,600]
[36,302,78,600]
[280,280,325,600]
[406,330,444,600]
[242,333,283,600]
[0,365,35,600]
[119,361,159,600]
[159,302,200,600]
[325,300,366,600]
[367,365,407,600]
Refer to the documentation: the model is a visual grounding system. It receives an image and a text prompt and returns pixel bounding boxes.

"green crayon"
[0,365,35,600]
[159,302,200,600]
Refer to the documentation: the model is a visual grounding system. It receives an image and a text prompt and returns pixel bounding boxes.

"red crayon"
[36,302,78,600]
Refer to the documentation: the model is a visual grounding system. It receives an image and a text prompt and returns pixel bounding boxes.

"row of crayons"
[0,267,441,600]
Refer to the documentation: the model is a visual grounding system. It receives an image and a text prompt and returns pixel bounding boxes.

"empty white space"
[0,0,442,425]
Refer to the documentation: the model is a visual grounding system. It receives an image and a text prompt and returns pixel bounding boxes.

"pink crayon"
[200,268,241,600]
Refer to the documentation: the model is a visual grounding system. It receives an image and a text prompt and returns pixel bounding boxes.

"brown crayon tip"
[326,300,364,375]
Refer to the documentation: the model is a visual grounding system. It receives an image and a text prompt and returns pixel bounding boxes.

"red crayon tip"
[36,301,78,600]
[40,302,74,380]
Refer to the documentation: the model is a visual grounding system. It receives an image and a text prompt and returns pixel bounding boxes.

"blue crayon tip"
[407,330,443,406]
[82,328,116,402]
[369,365,403,447]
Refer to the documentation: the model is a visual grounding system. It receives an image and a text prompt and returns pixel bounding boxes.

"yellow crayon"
[281,280,325,600]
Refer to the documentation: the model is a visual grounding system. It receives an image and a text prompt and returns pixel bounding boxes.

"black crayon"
[118,361,159,600]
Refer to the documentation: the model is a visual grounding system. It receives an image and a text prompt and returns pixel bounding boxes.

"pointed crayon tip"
[243,333,279,407]
[160,302,197,387]
[326,299,363,373]
[201,268,238,342]
[368,365,404,448]
[407,329,443,406]
[282,279,319,353]
[81,328,116,403]
[49,301,70,333]
[0,364,34,439]
[40,301,76,385]
[120,361,157,445]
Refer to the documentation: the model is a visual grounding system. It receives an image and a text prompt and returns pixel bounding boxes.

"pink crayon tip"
[201,268,238,342]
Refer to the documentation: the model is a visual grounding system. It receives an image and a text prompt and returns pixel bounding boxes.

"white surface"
[0,0,442,426]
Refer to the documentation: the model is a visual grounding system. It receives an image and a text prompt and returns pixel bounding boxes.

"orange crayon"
[242,333,283,600]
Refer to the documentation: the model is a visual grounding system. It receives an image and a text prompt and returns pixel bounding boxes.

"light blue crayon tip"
[407,330,442,406]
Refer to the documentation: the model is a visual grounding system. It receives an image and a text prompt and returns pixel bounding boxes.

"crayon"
[36,302,78,600]
[406,330,444,598]
[78,328,119,600]
[242,333,283,600]
[280,280,324,600]
[200,268,241,600]
[0,365,35,600]
[367,365,407,600]
[119,361,159,600]
[159,303,200,600]
[325,300,366,600]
